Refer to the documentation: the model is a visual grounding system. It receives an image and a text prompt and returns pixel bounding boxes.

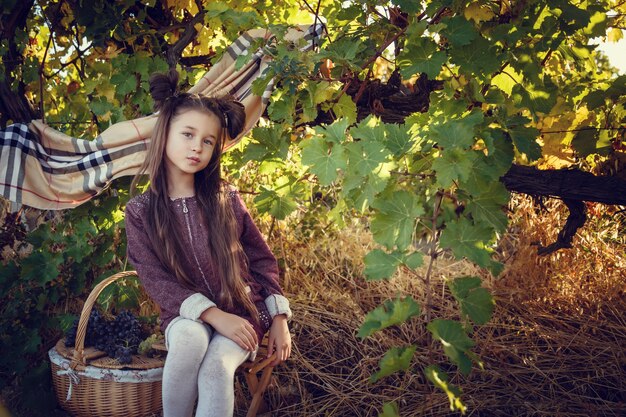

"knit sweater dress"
[124,188,292,342]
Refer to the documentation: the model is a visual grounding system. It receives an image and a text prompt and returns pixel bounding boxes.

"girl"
[124,69,292,417]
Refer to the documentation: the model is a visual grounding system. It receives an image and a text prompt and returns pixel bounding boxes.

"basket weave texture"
[49,271,164,417]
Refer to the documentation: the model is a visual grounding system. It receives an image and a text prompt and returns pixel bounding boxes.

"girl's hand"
[267,314,291,366]
[201,307,258,352]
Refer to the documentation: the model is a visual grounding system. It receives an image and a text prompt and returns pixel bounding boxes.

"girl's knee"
[166,319,211,353]
[198,356,235,383]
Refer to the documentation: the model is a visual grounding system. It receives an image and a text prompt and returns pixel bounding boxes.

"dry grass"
[5,194,624,417]
[231,195,626,417]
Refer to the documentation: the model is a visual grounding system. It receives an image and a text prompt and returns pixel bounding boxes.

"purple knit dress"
[124,188,285,341]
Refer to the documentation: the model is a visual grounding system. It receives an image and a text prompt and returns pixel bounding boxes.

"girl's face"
[164,108,221,182]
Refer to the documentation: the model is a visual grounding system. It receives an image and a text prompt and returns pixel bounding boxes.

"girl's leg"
[163,318,212,417]
[195,333,252,417]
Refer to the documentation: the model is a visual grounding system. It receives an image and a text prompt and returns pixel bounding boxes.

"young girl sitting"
[124,69,292,417]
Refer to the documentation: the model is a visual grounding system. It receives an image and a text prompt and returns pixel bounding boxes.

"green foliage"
[447,276,495,325]
[424,365,466,413]
[427,319,475,375]
[378,401,401,417]
[0,180,135,403]
[371,345,417,383]
[2,0,625,414]
[358,296,421,339]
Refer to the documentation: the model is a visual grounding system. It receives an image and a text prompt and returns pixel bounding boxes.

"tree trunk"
[0,0,37,126]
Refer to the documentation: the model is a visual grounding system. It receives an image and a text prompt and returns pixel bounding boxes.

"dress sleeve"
[124,199,217,322]
[230,189,293,320]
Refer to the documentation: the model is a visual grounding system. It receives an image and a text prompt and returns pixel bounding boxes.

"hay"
[239,197,626,417]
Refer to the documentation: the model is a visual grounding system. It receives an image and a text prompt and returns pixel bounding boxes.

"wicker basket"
[49,271,165,417]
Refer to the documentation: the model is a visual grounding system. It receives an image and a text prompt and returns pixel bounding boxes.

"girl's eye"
[203,139,213,146]
[182,132,192,138]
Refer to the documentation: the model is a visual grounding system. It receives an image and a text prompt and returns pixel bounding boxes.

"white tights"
[162,318,251,417]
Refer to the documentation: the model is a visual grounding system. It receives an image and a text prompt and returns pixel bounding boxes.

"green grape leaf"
[345,139,389,177]
[572,128,612,157]
[432,148,476,188]
[111,72,137,96]
[20,251,63,285]
[0,262,18,288]
[461,287,494,325]
[251,68,276,97]
[461,150,510,195]
[447,276,481,299]
[332,93,358,124]
[404,252,424,269]
[571,128,598,156]
[448,276,495,325]
[358,296,421,339]
[314,117,350,144]
[398,36,447,79]
[370,345,417,383]
[506,116,541,160]
[89,96,113,116]
[65,234,93,263]
[430,110,483,149]
[245,126,290,161]
[364,249,403,280]
[424,365,467,413]
[464,183,510,233]
[371,191,424,250]
[301,136,347,185]
[450,35,501,76]
[384,123,415,156]
[320,36,366,63]
[443,16,478,47]
[439,217,502,275]
[391,0,421,13]
[268,91,296,123]
[378,402,401,417]
[488,128,515,173]
[512,79,557,115]
[427,319,474,375]
[350,115,386,143]
[343,170,390,213]
[307,81,336,105]
[253,187,297,220]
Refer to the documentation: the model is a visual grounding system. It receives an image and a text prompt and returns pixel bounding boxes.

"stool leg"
[245,371,258,394]
[246,366,273,417]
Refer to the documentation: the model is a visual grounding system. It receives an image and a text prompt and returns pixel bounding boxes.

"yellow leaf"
[607,28,624,43]
[464,2,496,24]
[491,68,523,95]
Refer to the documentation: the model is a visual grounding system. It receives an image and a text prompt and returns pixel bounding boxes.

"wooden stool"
[152,337,276,417]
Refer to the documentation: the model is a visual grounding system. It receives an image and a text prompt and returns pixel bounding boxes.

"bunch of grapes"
[64,309,146,365]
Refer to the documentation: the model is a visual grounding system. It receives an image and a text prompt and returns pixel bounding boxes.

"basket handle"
[70,270,139,369]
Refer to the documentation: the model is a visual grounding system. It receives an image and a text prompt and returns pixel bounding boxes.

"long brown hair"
[131,69,258,323]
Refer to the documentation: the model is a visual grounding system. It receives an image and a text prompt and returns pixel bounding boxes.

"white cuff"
[180,293,217,321]
[264,294,292,321]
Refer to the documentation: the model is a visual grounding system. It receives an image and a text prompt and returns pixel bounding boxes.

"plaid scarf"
[0,24,324,210]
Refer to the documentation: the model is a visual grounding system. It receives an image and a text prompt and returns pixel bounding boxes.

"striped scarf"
[0,23,324,210]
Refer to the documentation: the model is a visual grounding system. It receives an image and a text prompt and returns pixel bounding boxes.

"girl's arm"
[125,198,217,323]
[229,189,292,321]
[267,314,291,365]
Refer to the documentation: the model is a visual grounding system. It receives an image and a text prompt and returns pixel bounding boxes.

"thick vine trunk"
[0,0,37,125]
[500,165,626,206]
[500,165,626,254]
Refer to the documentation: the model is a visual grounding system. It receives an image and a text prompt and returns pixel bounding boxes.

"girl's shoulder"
[224,184,239,199]
[222,183,245,217]
[126,192,151,214]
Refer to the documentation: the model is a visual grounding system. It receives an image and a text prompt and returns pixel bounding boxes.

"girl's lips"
[187,156,201,163]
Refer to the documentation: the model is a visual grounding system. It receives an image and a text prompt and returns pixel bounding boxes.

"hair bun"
[149,69,180,111]
[216,97,246,139]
